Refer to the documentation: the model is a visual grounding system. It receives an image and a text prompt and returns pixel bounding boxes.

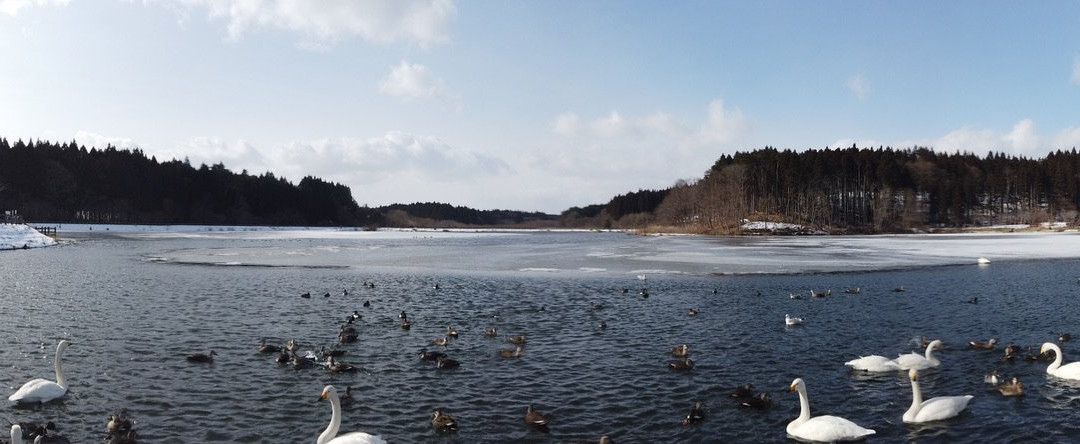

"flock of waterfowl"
[8,271,1080,443]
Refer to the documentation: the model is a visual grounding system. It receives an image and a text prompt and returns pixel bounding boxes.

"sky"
[1,1,1079,214]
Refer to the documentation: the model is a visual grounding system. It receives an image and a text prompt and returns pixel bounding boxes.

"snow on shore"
[0,223,57,250]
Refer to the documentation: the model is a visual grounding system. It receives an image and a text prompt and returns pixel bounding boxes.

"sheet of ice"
[0,224,57,250]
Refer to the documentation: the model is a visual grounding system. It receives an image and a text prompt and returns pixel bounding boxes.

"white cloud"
[158,0,456,49]
[552,112,581,136]
[1053,127,1080,149]
[540,98,752,186]
[696,99,749,146]
[379,61,450,101]
[1073,55,1080,85]
[0,0,67,16]
[73,130,141,151]
[847,73,870,100]
[589,111,628,138]
[156,132,509,187]
[1003,118,1039,153]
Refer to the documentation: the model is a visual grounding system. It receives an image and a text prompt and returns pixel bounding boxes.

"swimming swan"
[1040,342,1080,380]
[845,355,900,372]
[903,369,973,423]
[786,378,875,442]
[894,340,943,370]
[9,340,71,404]
[318,385,386,444]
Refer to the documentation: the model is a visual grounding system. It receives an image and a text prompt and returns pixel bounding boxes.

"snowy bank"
[0,224,57,250]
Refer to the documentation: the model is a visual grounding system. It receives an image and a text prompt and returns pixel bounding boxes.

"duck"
[894,339,943,370]
[1060,333,1072,342]
[339,386,354,406]
[258,339,281,354]
[338,330,359,344]
[968,338,998,350]
[323,292,331,298]
[668,358,694,371]
[348,311,361,321]
[1002,343,1023,361]
[9,340,72,404]
[671,344,690,357]
[291,351,317,369]
[499,346,524,358]
[524,405,549,429]
[507,335,527,345]
[902,368,973,423]
[320,347,347,359]
[431,409,459,432]
[484,327,498,337]
[399,310,408,320]
[301,292,311,299]
[844,287,861,294]
[590,302,604,310]
[680,401,705,425]
[789,292,803,300]
[362,300,371,308]
[445,326,459,338]
[106,410,135,434]
[731,383,755,399]
[418,349,448,362]
[997,377,1024,396]
[275,350,290,364]
[893,286,905,292]
[317,385,386,444]
[966,297,979,304]
[984,369,1000,384]
[785,314,804,326]
[431,336,451,347]
[786,378,875,442]
[740,392,772,409]
[186,350,216,363]
[400,318,411,330]
[639,288,649,298]
[600,435,614,444]
[436,357,460,369]
[327,357,357,373]
[687,308,698,316]
[1040,342,1080,380]
[342,288,348,297]
[598,320,608,330]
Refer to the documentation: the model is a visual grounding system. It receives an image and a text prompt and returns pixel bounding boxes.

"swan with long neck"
[786,378,875,442]
[10,425,24,444]
[903,369,973,423]
[318,385,386,444]
[8,340,71,404]
[894,339,943,370]
[1040,342,1080,380]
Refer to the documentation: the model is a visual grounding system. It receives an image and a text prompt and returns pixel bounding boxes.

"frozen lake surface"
[2,229,1080,442]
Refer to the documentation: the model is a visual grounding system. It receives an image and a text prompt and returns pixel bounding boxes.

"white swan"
[8,340,71,403]
[894,339,943,370]
[318,385,386,444]
[1040,342,1080,380]
[903,369,973,423]
[786,378,876,442]
[785,314,804,326]
[845,354,900,372]
[10,425,24,444]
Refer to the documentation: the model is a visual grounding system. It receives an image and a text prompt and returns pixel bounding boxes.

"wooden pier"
[33,226,57,236]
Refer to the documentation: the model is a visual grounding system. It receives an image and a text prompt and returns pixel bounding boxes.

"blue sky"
[1,1,1078,213]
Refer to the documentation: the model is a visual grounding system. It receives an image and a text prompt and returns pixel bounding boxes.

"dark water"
[2,231,1080,443]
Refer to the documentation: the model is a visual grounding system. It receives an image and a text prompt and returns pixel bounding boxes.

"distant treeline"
[566,146,1080,233]
[0,138,380,226]
[0,137,556,228]
[8,137,1080,233]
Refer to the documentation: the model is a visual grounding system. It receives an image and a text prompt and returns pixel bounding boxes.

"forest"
[0,138,552,228]
[570,146,1080,234]
[5,137,1080,233]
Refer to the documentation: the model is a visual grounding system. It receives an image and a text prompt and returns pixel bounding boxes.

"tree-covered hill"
[0,138,380,226]
[569,145,1080,234]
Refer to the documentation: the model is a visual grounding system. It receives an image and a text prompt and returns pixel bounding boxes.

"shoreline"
[0,223,59,250]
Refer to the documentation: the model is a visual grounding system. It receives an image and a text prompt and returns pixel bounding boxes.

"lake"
[2,229,1080,443]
